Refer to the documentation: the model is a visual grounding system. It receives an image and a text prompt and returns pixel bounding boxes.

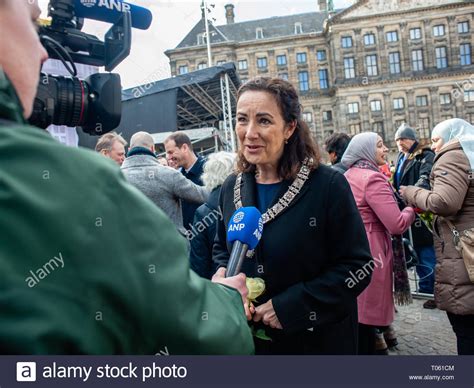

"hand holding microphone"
[212,268,248,299]
[212,207,263,320]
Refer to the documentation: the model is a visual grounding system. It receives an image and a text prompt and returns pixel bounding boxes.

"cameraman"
[0,0,253,354]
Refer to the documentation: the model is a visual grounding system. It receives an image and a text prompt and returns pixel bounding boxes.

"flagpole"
[203,0,213,67]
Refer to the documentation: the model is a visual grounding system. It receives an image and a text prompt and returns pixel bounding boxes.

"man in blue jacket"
[394,124,436,308]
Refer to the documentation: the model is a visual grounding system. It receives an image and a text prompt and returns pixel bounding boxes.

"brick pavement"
[389,298,457,355]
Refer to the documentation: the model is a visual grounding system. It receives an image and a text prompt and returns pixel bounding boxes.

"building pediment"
[338,0,466,20]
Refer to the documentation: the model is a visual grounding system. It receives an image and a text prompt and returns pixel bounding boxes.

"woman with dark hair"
[324,132,351,174]
[213,77,373,354]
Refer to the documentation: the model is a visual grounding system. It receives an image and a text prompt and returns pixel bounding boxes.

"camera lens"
[55,76,88,127]
[29,72,121,135]
[29,73,89,130]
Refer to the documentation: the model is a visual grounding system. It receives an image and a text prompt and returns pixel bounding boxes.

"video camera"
[28,0,152,135]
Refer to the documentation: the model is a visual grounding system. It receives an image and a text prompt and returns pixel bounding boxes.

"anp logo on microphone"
[233,211,245,223]
[80,0,97,7]
[16,362,37,382]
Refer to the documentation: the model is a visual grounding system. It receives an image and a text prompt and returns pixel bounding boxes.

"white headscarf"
[431,118,474,169]
[341,132,379,169]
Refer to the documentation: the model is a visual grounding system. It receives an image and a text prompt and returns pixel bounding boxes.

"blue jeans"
[414,245,436,294]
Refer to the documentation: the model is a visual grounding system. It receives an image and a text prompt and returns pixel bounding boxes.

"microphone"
[73,0,153,30]
[225,207,263,277]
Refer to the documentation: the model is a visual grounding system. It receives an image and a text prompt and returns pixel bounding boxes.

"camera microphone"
[74,0,153,30]
[225,207,263,278]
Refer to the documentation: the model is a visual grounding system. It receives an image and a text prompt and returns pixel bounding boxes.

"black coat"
[394,143,435,248]
[189,187,221,279]
[181,156,205,230]
[213,165,373,354]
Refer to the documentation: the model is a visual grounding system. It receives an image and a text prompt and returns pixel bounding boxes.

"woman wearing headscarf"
[342,132,415,355]
[213,78,373,354]
[400,118,474,355]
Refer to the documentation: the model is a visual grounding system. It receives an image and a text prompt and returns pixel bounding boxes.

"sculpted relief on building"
[342,0,465,18]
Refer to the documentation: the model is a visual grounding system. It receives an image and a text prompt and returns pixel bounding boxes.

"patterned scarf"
[354,159,412,305]
[353,159,379,172]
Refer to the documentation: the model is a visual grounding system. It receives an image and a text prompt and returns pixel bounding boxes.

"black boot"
[383,324,398,348]
[375,329,389,355]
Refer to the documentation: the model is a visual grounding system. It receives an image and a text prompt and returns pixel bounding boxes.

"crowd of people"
[94,78,473,356]
[1,0,473,356]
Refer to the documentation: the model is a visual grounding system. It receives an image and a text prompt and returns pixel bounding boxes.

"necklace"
[233,158,312,258]
[234,157,313,224]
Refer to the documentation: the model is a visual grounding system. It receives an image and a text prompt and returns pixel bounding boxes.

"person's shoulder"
[421,147,434,155]
[215,173,238,205]
[308,164,349,190]
[122,154,157,166]
[436,142,470,169]
[157,164,185,178]
[364,170,391,189]
[331,162,347,175]
[196,155,206,171]
[419,147,435,159]
[195,202,213,220]
[221,172,238,191]
[309,163,333,180]
[346,166,385,183]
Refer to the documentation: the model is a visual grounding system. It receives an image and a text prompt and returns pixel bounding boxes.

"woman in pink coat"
[342,132,415,355]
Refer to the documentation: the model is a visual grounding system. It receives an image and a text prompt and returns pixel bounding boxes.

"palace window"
[410,28,422,40]
[416,95,428,107]
[433,25,445,37]
[460,44,472,66]
[344,57,355,79]
[389,52,401,74]
[276,55,287,66]
[296,52,307,64]
[341,36,353,48]
[366,54,378,76]
[370,100,382,112]
[364,33,376,46]
[298,71,309,91]
[393,98,405,110]
[348,102,359,114]
[319,69,329,89]
[386,31,399,42]
[412,49,424,71]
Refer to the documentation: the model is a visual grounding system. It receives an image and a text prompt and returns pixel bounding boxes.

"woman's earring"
[285,138,288,144]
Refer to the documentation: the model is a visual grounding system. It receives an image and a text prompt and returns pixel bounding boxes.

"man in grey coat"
[122,132,209,236]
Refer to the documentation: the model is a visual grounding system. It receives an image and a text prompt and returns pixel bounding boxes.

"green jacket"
[0,72,254,354]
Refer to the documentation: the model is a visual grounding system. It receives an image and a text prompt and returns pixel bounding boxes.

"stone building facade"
[165,0,474,147]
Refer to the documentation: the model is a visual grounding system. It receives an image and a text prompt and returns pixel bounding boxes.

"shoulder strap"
[443,218,457,231]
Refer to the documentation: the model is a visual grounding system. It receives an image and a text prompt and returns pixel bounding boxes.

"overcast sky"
[39,0,354,88]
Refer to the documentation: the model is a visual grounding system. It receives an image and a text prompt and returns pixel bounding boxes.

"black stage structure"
[78,63,240,152]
